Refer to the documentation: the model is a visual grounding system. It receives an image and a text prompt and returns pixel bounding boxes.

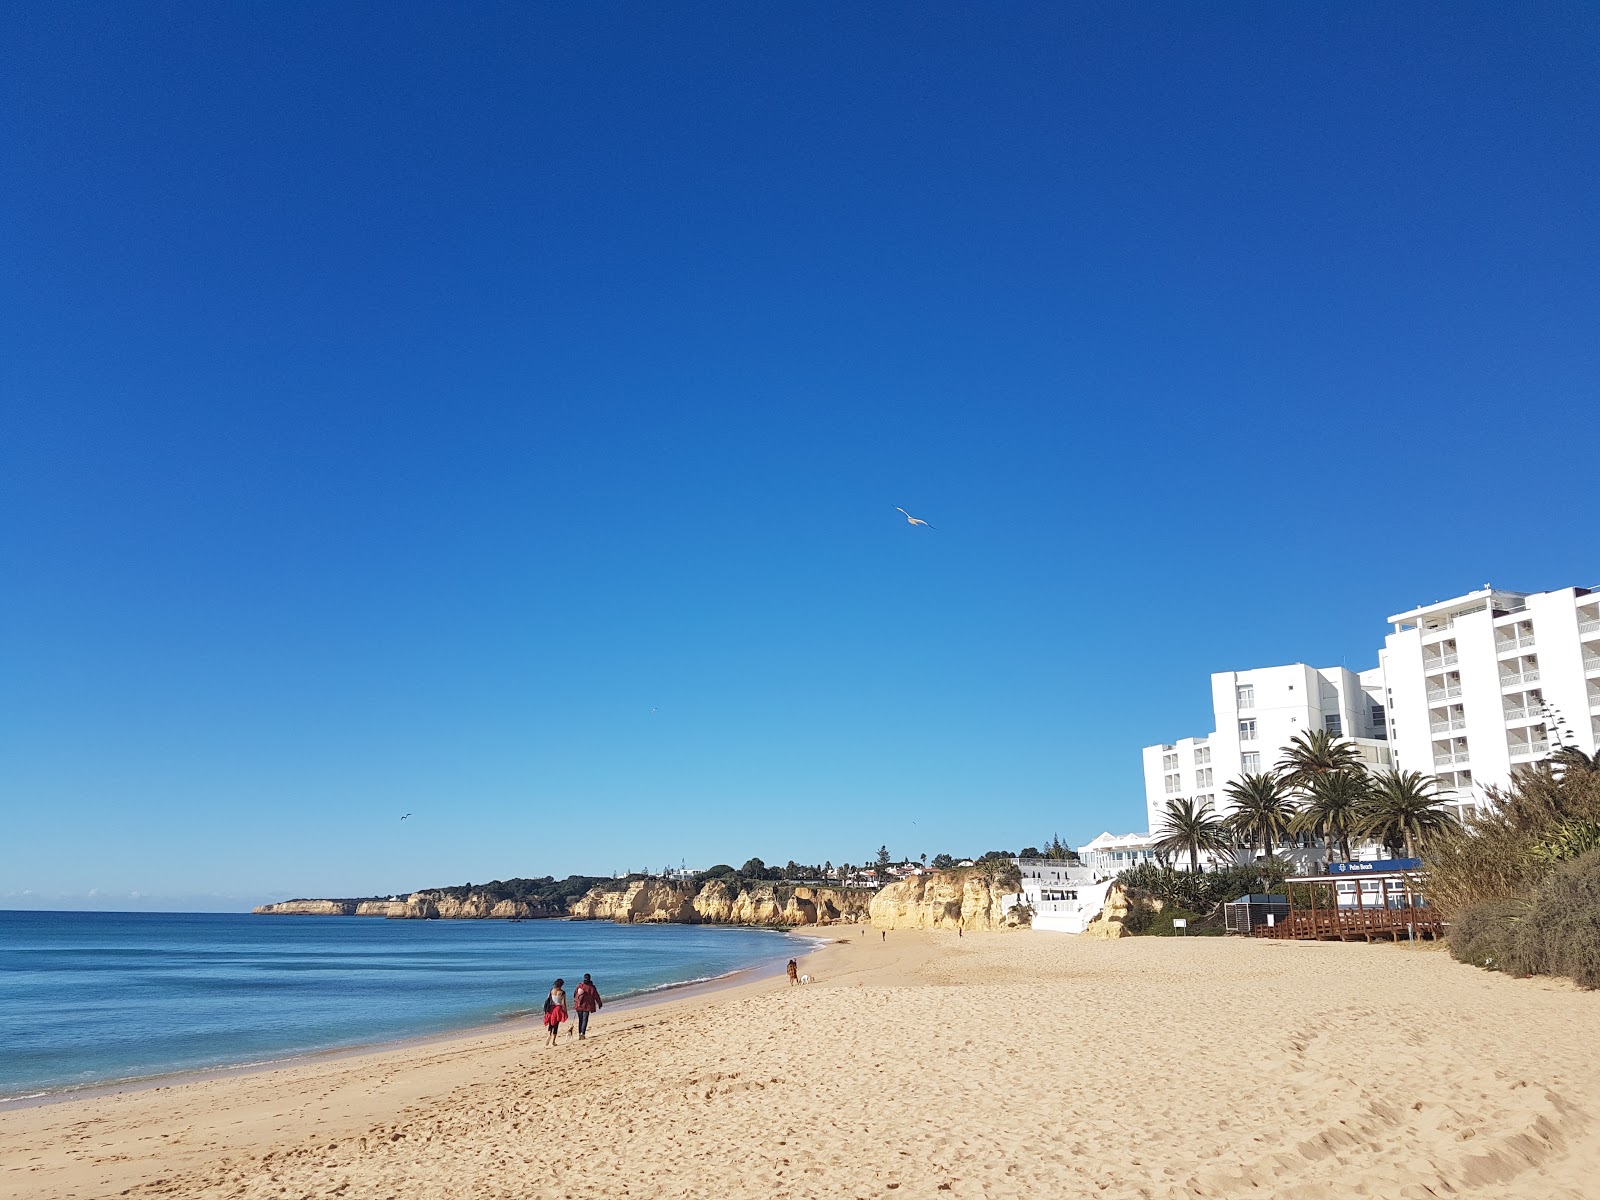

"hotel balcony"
[1500,666,1540,689]
[1578,611,1600,639]
[1495,634,1536,656]
[1427,685,1464,702]
[1585,656,1600,678]
[1508,739,1550,762]
[1433,750,1471,767]
[1422,652,1459,673]
[1503,702,1544,723]
[1430,716,1467,734]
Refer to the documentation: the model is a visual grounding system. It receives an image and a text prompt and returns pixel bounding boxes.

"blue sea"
[0,911,805,1102]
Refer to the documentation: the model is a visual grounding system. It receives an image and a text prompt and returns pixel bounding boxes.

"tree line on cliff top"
[409,844,1034,906]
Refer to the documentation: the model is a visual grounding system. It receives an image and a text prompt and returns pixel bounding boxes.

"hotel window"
[1325,714,1343,735]
[1372,705,1386,727]
[1194,746,1211,765]
[1195,767,1213,788]
[1162,753,1178,771]
[1164,773,1181,794]
[1237,684,1255,709]
[1241,751,1261,773]
[1239,718,1257,741]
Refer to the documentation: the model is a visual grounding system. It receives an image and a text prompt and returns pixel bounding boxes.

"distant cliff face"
[259,880,880,925]
[568,880,700,923]
[253,900,362,916]
[567,879,875,926]
[868,870,1026,931]
[256,893,568,919]
[390,892,569,920]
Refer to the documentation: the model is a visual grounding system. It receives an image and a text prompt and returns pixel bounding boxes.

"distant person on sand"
[881,930,886,942]
[573,973,602,1040]
[787,958,799,985]
[543,978,568,1047]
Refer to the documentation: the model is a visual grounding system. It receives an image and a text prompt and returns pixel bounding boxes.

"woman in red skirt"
[543,978,568,1047]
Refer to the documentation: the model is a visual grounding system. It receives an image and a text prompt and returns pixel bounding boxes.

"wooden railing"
[1256,907,1444,940]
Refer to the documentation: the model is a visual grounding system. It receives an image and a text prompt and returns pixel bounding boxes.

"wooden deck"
[1255,907,1444,941]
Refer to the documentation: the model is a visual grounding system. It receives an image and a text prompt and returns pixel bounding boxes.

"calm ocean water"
[0,911,805,1101]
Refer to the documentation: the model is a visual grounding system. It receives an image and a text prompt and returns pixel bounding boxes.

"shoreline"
[0,928,833,1113]
[10,931,1594,1200]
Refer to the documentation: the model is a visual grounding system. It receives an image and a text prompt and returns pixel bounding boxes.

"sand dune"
[3,931,1597,1199]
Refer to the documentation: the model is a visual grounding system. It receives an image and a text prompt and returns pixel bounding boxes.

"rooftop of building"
[1082,830,1161,850]
[1387,583,1595,629]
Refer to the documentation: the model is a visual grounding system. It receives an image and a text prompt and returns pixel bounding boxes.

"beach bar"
[1254,859,1445,942]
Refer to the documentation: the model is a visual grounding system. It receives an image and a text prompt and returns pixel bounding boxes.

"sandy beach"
[4,930,1597,1200]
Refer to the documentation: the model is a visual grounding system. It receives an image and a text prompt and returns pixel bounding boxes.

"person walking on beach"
[543,978,568,1047]
[573,973,602,1040]
[787,958,799,985]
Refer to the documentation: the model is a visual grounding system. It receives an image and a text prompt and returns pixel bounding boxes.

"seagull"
[650,707,658,717]
[894,506,935,529]
[401,813,412,821]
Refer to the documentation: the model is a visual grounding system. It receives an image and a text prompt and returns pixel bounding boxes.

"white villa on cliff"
[1004,858,1113,934]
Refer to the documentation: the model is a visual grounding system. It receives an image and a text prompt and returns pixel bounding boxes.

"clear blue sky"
[3,4,1596,910]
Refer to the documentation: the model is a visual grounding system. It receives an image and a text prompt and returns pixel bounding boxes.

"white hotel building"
[1141,663,1392,833]
[1139,582,1600,835]
[1381,585,1600,813]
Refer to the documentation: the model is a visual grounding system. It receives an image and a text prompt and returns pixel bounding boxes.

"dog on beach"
[799,974,812,984]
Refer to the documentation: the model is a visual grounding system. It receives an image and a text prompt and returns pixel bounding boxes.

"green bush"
[1448,899,1528,973]
[1140,907,1223,937]
[1506,848,1600,989]
[1114,859,1292,918]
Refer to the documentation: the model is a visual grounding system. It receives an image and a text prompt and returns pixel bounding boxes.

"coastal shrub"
[1426,761,1600,919]
[1145,907,1224,936]
[1114,860,1291,918]
[1505,849,1600,989]
[1120,898,1156,935]
[1529,820,1600,871]
[1447,899,1528,973]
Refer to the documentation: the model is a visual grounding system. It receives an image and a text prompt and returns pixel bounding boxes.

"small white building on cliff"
[1005,858,1113,934]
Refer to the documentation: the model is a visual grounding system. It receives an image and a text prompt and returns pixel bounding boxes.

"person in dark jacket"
[573,973,603,1040]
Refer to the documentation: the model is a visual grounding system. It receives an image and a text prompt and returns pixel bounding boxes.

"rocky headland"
[256,866,1030,932]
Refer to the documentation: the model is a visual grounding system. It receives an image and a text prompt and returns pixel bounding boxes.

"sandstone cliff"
[868,870,1027,931]
[388,892,569,920]
[1079,884,1164,939]
[568,880,701,923]
[692,881,873,926]
[252,899,362,916]
[567,879,874,926]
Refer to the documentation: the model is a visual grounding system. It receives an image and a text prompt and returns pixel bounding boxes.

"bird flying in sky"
[401,813,412,821]
[894,506,934,529]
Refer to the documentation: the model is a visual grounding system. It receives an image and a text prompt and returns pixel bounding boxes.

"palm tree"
[1222,772,1298,859]
[1358,769,1458,859]
[1293,771,1370,862]
[1276,729,1364,789]
[1154,797,1230,875]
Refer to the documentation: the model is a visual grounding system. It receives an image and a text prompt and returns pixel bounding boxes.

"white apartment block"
[1381,585,1600,814]
[1142,664,1392,833]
